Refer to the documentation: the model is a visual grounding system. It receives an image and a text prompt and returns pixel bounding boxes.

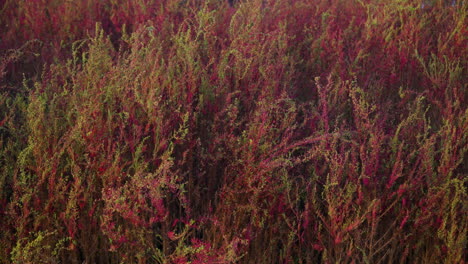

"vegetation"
[0,0,466,263]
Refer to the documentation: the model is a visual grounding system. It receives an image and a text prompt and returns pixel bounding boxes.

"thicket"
[0,0,466,263]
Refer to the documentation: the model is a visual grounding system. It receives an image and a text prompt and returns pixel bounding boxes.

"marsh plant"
[0,0,466,263]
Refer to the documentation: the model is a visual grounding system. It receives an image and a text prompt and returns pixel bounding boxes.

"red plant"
[0,0,466,263]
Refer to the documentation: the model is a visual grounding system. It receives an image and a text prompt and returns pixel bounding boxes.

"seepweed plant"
[0,0,466,263]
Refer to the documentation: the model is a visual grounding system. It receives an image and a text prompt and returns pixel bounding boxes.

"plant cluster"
[0,0,466,263]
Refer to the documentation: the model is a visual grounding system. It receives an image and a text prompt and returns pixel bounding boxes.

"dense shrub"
[0,0,466,263]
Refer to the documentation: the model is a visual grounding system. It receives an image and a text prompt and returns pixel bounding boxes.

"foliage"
[0,0,466,263]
